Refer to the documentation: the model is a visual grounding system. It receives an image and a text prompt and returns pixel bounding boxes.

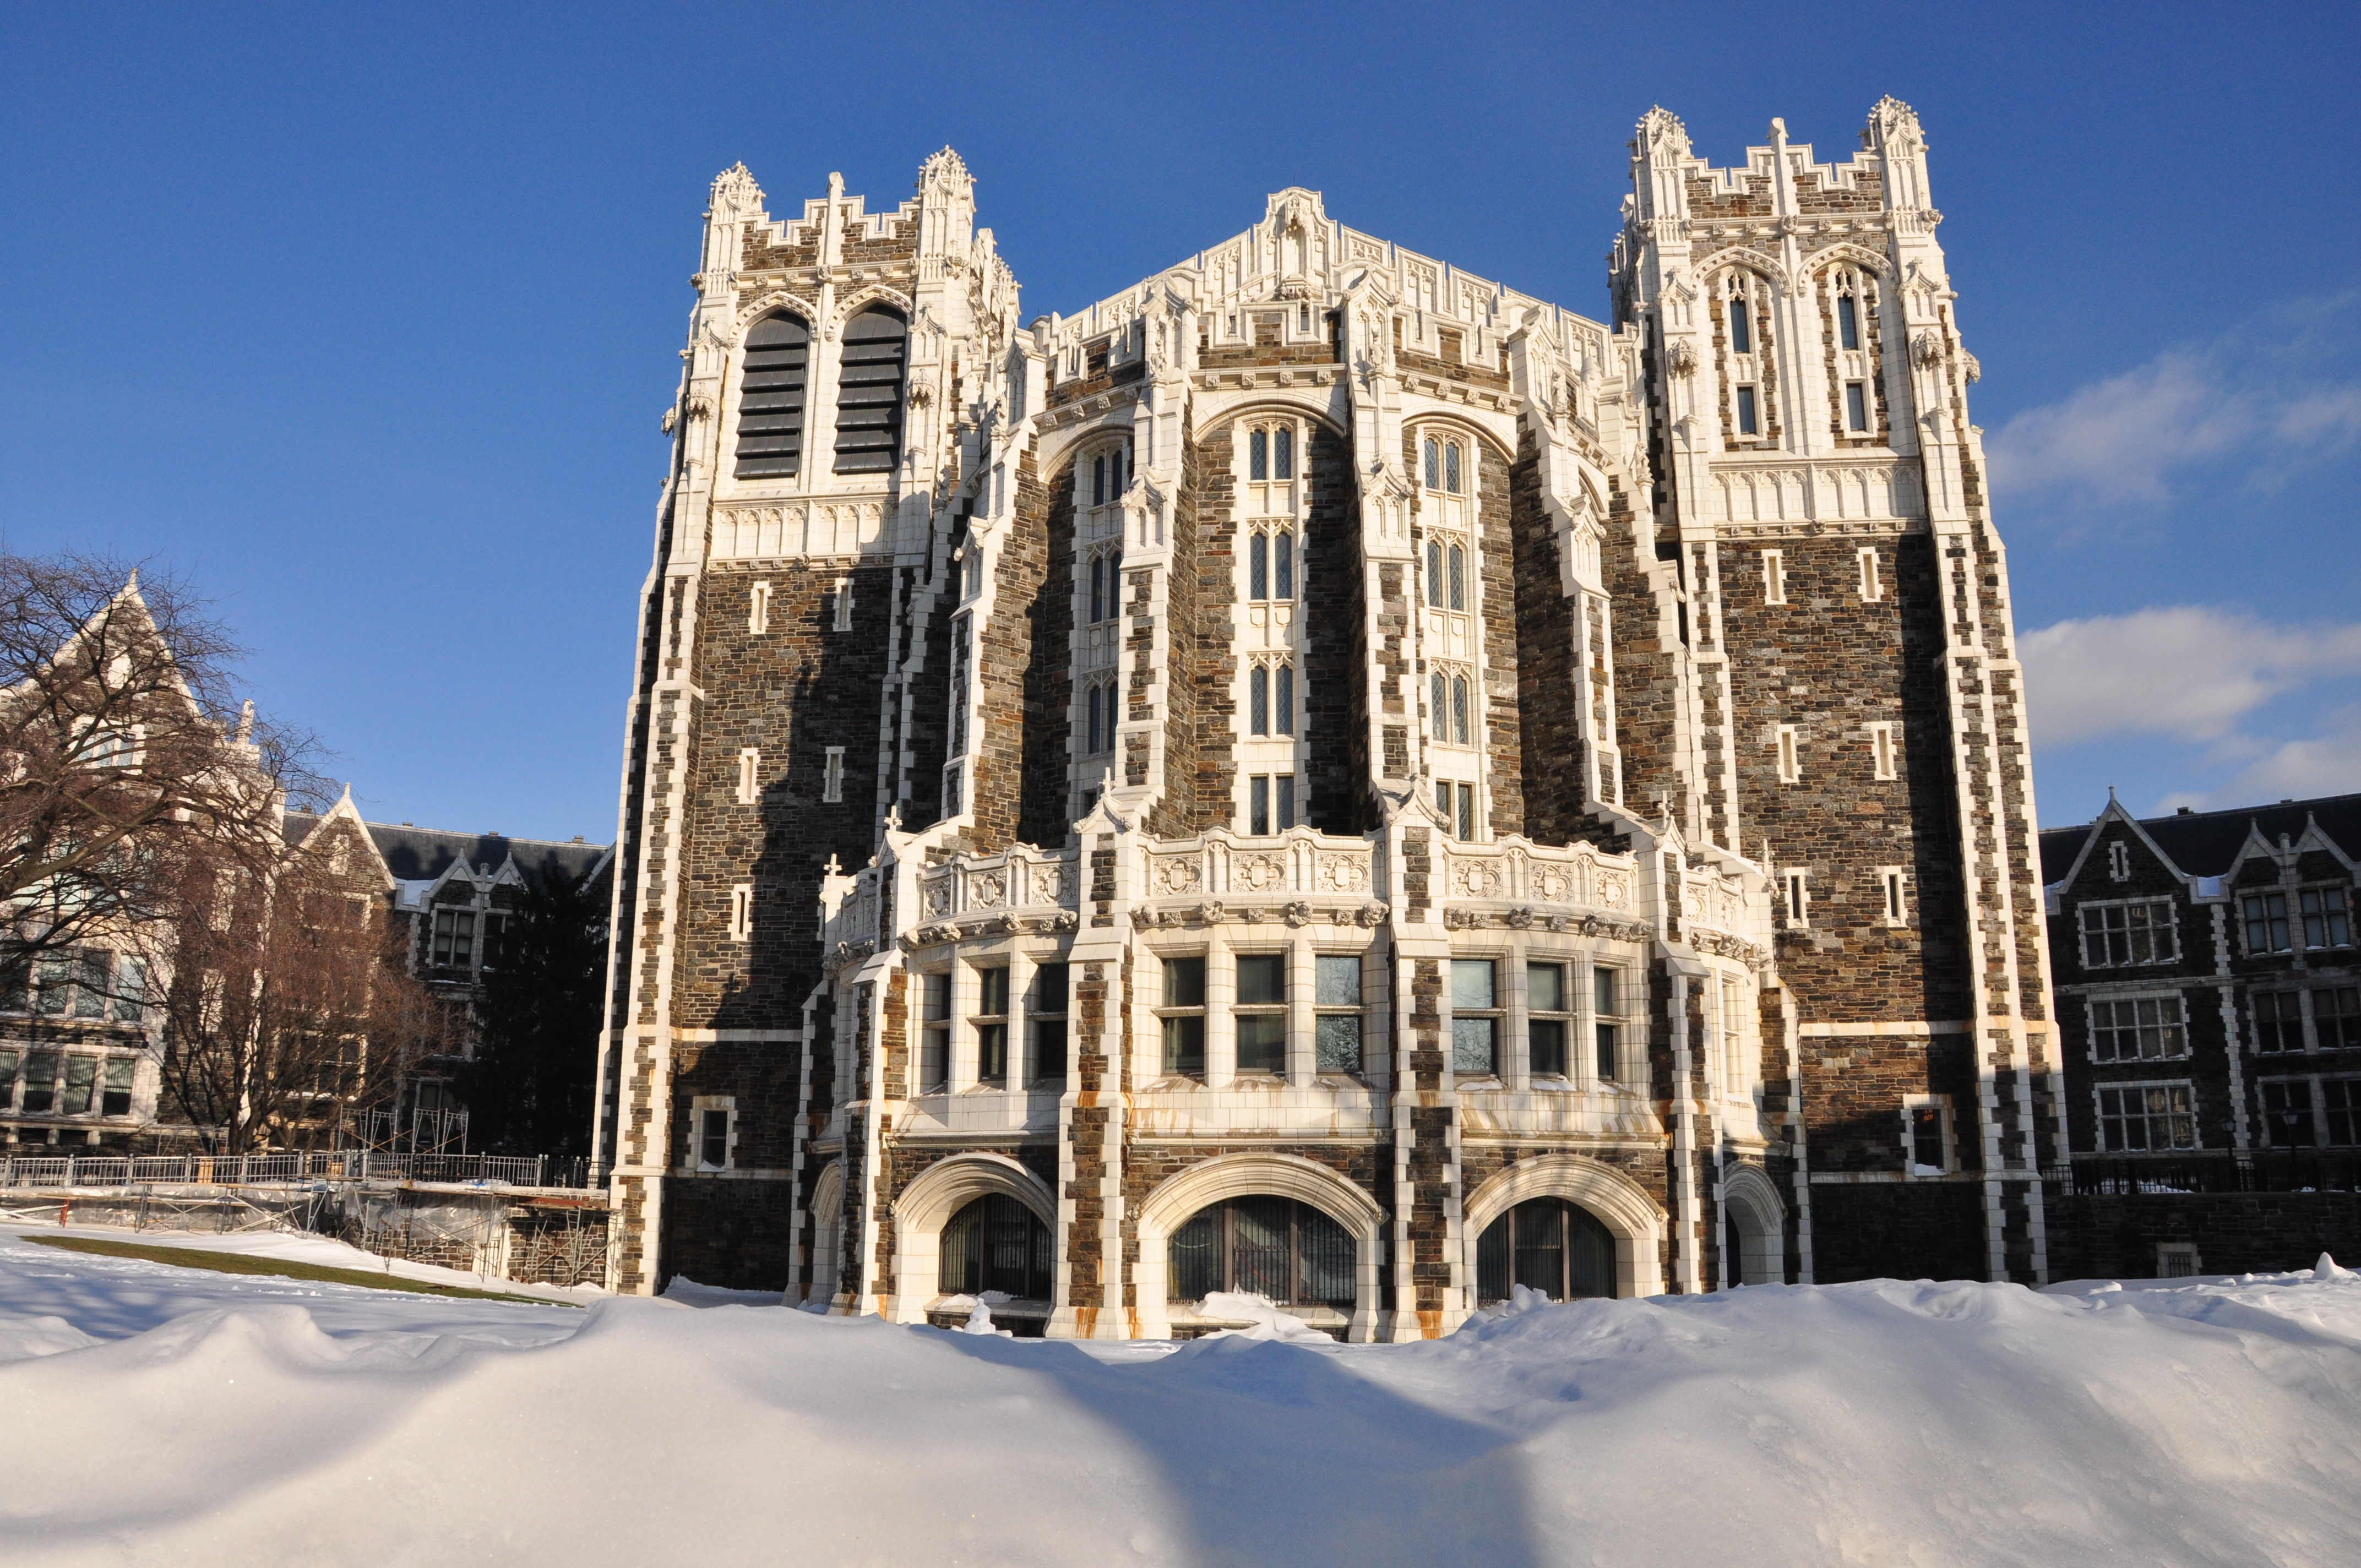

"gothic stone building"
[2038,793,2360,1277]
[594,98,2059,1336]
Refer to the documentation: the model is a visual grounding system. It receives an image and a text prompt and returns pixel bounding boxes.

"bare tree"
[148,842,461,1155]
[0,552,323,985]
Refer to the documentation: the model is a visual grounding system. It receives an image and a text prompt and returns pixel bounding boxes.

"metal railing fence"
[2045,1151,2361,1197]
[0,1150,592,1191]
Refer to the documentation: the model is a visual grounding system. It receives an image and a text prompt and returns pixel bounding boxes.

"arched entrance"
[886,1152,1057,1324]
[1475,1197,1615,1304]
[1133,1152,1385,1341]
[1719,1162,1786,1286]
[1460,1153,1668,1313]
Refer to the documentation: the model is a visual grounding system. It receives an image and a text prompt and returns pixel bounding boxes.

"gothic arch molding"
[1133,1151,1386,1341]
[1460,1153,1667,1299]
[806,1158,844,1308]
[1696,246,1792,292]
[1718,1161,1785,1286]
[1806,242,1892,280]
[884,1152,1057,1322]
[728,290,821,344]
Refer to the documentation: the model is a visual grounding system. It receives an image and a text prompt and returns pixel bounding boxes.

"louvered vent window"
[833,307,909,475]
[733,314,810,478]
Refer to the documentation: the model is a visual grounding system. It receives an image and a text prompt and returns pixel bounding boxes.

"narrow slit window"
[1092,456,1107,507]
[1423,438,1440,489]
[1426,541,1444,606]
[833,576,853,631]
[1274,533,1293,598]
[823,747,845,803]
[1444,442,1462,494]
[1274,426,1293,480]
[1837,292,1860,351]
[1275,665,1295,736]
[1452,675,1470,746]
[1858,548,1882,601]
[1883,870,1907,925]
[1276,774,1296,830]
[749,580,772,635]
[1777,725,1799,784]
[728,883,753,943]
[1728,296,1752,355]
[1086,685,1102,755]
[1873,723,1897,781]
[1762,549,1786,604]
[1249,774,1271,836]
[1432,672,1449,741]
[1250,532,1269,600]
[1846,382,1869,432]
[1783,872,1809,928]
[1091,554,1106,623]
[737,748,760,806]
[1736,386,1759,436]
[1249,429,1268,482]
[1448,545,1466,610]
[1250,666,1270,736]
[1593,966,1619,1080]
[1457,781,1476,841]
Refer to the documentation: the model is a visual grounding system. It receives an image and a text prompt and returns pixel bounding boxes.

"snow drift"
[3,1227,2359,1566]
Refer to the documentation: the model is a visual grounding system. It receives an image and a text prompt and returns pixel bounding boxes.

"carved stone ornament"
[1530,865,1572,902]
[1282,901,1313,928]
[1666,339,1698,378]
[968,872,1006,908]
[1317,853,1369,894]
[1595,872,1628,906]
[1354,901,1389,928]
[1155,857,1202,895]
[1454,859,1503,898]
[922,878,954,918]
[684,397,715,422]
[1911,330,1945,369]
[1234,854,1286,894]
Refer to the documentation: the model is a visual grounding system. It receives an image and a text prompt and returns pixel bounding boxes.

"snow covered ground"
[4,1223,2359,1566]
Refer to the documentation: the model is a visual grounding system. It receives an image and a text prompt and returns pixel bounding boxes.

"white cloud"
[2020,606,2361,746]
[1987,316,2361,509]
[2213,707,2361,807]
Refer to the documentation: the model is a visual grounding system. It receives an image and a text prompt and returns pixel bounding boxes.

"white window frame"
[1856,547,1883,602]
[690,1096,737,1172]
[823,747,845,804]
[727,883,754,943]
[1716,973,1750,1101]
[748,580,771,635]
[1782,869,1809,929]
[1760,548,1786,605]
[2155,1242,2201,1278]
[2095,1079,2200,1153]
[1901,1093,1954,1176]
[1870,722,1897,781]
[2087,991,2191,1063]
[2108,841,2131,882]
[2078,896,2180,968]
[1776,725,1800,785]
[1878,867,1909,927]
[833,574,854,631]
[736,748,760,806]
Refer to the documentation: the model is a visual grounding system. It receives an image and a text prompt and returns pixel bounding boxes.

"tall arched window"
[1249,428,1269,481]
[1250,532,1268,600]
[1423,438,1439,489]
[1274,532,1293,597]
[1475,1197,1614,1304]
[1169,1196,1353,1308]
[733,313,810,478]
[1431,672,1448,741]
[1250,666,1270,734]
[1092,455,1107,506]
[1273,426,1293,480]
[1451,675,1470,745]
[1448,545,1466,611]
[1426,540,1443,607]
[939,1194,1052,1300]
[833,306,908,474]
[1727,285,1754,355]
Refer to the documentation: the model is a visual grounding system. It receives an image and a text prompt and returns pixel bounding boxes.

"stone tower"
[592,102,2061,1330]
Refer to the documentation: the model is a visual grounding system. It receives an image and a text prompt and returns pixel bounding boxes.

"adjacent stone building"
[594,99,2060,1334]
[2038,792,2360,1277]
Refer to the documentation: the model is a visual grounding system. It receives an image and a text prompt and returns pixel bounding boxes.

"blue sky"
[4,2,2356,839]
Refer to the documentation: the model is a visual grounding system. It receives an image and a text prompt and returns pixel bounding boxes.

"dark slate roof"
[2039,792,2361,885]
[284,813,611,892]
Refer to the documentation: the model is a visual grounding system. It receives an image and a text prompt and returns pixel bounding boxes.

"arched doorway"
[1475,1197,1615,1304]
[940,1193,1052,1302]
[1168,1196,1355,1309]
[1131,1152,1386,1340]
[1719,1163,1786,1286]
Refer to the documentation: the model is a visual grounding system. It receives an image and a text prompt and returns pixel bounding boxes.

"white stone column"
[1287,934,1315,1086]
[1205,930,1234,1087]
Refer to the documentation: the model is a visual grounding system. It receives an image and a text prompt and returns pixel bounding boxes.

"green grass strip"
[19,1233,583,1306]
